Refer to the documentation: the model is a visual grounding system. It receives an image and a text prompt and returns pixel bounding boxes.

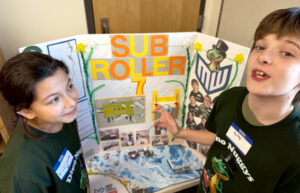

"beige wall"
[0,0,88,132]
[218,0,300,48]
[202,0,300,47]
[201,0,222,36]
[0,0,220,60]
[0,0,88,61]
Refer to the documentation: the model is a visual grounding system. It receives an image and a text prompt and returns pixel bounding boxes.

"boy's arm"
[153,104,216,146]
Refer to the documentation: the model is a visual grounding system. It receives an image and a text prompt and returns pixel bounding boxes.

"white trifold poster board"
[20,32,249,193]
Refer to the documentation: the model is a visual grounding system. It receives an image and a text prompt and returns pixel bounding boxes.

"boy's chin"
[246,82,259,93]
[64,115,77,123]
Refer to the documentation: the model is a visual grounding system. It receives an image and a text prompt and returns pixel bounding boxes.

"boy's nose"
[63,94,76,108]
[257,50,272,65]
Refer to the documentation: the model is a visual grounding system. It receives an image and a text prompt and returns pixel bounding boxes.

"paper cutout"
[131,77,146,95]
[23,45,42,53]
[152,89,180,120]
[111,34,168,57]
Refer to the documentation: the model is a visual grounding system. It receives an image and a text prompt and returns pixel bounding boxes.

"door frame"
[84,0,206,34]
[84,0,96,33]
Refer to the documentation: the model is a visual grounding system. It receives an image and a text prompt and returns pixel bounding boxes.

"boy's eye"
[49,97,60,104]
[281,51,294,57]
[255,45,265,50]
[68,83,74,90]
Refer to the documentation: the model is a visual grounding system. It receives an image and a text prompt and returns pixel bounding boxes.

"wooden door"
[92,0,201,33]
[0,48,16,137]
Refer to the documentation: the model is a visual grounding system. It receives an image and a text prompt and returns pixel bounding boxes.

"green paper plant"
[76,43,105,144]
[166,42,202,128]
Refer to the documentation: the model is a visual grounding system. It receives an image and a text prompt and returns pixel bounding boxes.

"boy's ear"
[16,109,36,120]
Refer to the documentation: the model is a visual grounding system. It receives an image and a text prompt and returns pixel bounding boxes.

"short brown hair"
[253,7,300,105]
[0,52,69,137]
[191,79,199,85]
[253,7,300,48]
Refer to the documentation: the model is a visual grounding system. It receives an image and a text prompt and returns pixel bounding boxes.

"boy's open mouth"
[252,69,269,80]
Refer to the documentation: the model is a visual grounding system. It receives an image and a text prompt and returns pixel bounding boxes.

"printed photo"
[120,131,135,147]
[99,128,119,141]
[136,130,150,145]
[152,135,169,146]
[95,95,146,128]
[101,140,120,151]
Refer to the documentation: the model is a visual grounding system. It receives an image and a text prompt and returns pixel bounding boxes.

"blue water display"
[86,145,203,192]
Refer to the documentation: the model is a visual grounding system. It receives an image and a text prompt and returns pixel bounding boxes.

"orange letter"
[132,77,146,95]
[110,60,130,80]
[169,56,186,75]
[111,35,129,57]
[151,35,168,56]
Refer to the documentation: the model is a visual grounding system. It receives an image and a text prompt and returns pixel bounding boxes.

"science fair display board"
[20,32,249,193]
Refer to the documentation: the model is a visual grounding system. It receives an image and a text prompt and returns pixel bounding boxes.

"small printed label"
[226,123,253,156]
[53,147,74,180]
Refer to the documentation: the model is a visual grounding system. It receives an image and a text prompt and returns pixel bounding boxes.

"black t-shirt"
[0,121,88,193]
[188,104,201,117]
[186,117,198,130]
[190,90,204,103]
[199,87,300,193]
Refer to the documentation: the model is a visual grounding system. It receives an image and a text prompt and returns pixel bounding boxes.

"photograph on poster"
[136,130,150,145]
[101,140,120,151]
[120,131,135,147]
[99,128,120,141]
[95,95,145,128]
[152,135,169,146]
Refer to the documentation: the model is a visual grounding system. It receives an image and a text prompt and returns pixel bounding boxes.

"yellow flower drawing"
[194,42,202,52]
[234,53,245,64]
[76,43,85,53]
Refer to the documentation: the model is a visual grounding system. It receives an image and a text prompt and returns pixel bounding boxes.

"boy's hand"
[153,104,181,137]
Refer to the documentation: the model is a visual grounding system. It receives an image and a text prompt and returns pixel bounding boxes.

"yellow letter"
[90,60,110,80]
[153,57,169,76]
[130,58,142,77]
[130,35,148,57]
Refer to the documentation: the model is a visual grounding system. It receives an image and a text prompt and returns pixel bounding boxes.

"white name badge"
[53,147,74,180]
[226,123,253,156]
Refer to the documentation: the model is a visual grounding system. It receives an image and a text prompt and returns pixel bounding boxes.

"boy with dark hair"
[199,95,212,116]
[188,95,201,117]
[154,7,300,192]
[190,79,204,103]
[0,52,88,193]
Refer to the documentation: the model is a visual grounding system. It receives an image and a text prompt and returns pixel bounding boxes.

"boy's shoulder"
[0,128,26,180]
[0,127,50,180]
[222,86,247,95]
[216,87,248,103]
[292,107,300,127]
